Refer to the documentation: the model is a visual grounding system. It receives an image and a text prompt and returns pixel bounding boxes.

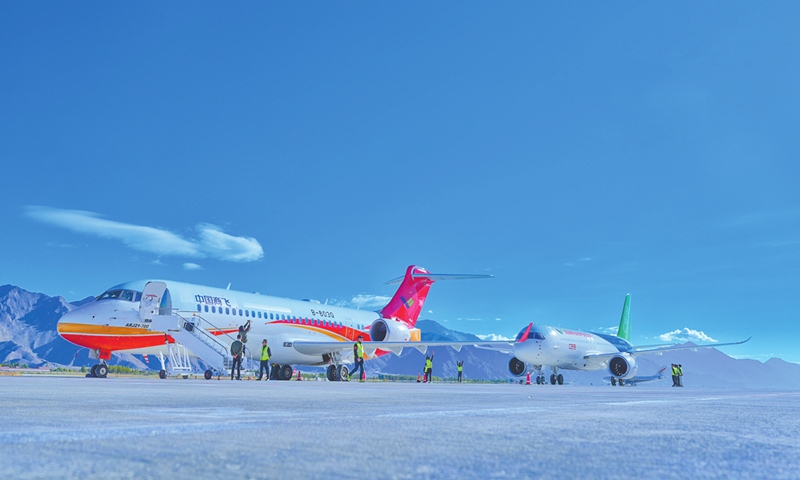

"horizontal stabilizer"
[384,272,494,285]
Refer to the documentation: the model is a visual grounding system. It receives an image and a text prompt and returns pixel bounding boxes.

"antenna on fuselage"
[226,283,231,290]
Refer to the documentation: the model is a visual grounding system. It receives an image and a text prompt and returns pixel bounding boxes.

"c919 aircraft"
[57,265,495,379]
[503,294,750,386]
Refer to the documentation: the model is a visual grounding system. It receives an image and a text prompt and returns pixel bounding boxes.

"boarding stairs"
[150,312,240,375]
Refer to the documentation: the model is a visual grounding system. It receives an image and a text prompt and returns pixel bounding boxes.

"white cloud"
[350,294,392,309]
[26,206,263,262]
[658,328,717,343]
[564,257,592,267]
[183,263,203,271]
[495,318,502,321]
[477,333,513,341]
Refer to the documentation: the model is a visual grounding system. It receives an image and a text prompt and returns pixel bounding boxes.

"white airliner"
[500,294,750,386]
[57,265,496,380]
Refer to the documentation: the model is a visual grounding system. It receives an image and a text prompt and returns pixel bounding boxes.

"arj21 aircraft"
[57,265,498,380]
[500,294,750,386]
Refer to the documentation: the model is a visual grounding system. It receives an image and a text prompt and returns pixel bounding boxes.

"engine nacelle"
[369,318,411,342]
[508,357,526,376]
[607,353,638,380]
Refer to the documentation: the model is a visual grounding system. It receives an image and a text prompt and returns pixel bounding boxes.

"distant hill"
[0,285,148,369]
[1,284,799,388]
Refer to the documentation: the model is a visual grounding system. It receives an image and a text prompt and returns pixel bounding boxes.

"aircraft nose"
[58,303,94,330]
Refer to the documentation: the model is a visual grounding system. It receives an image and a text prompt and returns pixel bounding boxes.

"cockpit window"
[514,326,545,341]
[96,289,142,302]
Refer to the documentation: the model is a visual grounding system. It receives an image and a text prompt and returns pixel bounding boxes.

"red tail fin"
[380,266,435,327]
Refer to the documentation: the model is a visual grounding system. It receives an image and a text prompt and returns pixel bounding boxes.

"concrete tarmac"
[0,376,798,479]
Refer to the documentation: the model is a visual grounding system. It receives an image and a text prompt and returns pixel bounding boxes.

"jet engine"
[508,357,526,376]
[607,353,638,380]
[369,318,411,342]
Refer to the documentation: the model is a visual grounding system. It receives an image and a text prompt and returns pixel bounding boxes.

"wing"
[585,337,751,361]
[604,366,668,385]
[291,340,514,358]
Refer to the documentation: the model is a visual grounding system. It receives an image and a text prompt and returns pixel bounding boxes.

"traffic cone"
[526,372,531,385]
[417,374,421,383]
[297,370,302,380]
[361,370,366,382]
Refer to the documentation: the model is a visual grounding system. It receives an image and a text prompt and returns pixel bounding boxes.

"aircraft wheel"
[89,364,98,377]
[281,364,293,381]
[557,374,564,385]
[96,364,108,378]
[611,378,617,386]
[326,365,336,382]
[271,364,281,380]
[336,364,349,382]
[159,369,167,379]
[619,379,625,387]
[550,374,556,385]
[204,370,212,380]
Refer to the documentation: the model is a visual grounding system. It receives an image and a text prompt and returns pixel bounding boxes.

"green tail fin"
[617,294,631,341]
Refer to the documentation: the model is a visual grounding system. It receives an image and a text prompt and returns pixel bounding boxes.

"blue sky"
[2,3,799,362]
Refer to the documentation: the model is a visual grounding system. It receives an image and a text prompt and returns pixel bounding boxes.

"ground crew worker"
[350,335,365,382]
[257,339,271,381]
[239,319,252,357]
[677,364,684,387]
[457,360,464,383]
[425,353,434,383]
[671,364,679,387]
[230,334,244,380]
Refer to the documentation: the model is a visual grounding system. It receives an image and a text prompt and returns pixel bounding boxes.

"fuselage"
[512,324,632,371]
[58,279,399,365]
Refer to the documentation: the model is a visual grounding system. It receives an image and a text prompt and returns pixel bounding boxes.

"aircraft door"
[140,281,168,323]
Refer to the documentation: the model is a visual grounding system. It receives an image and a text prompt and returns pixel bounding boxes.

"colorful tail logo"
[380,266,435,327]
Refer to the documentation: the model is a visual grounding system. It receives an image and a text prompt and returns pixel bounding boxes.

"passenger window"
[240,310,243,316]
[245,310,249,317]
[226,308,230,315]
[212,306,216,313]
[197,304,202,312]
[204,305,209,312]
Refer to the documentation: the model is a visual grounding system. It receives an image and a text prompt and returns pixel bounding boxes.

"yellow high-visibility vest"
[356,342,364,359]
[261,346,270,361]
[457,365,463,372]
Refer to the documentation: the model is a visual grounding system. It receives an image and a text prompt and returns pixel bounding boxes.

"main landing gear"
[87,363,109,378]
[326,364,350,382]
[548,367,564,385]
[611,378,625,386]
[269,364,295,381]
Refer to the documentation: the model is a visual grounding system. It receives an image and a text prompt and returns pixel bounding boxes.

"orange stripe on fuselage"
[58,322,240,352]
[58,322,154,336]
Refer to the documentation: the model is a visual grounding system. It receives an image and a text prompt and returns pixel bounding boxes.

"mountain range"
[2,284,799,388]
